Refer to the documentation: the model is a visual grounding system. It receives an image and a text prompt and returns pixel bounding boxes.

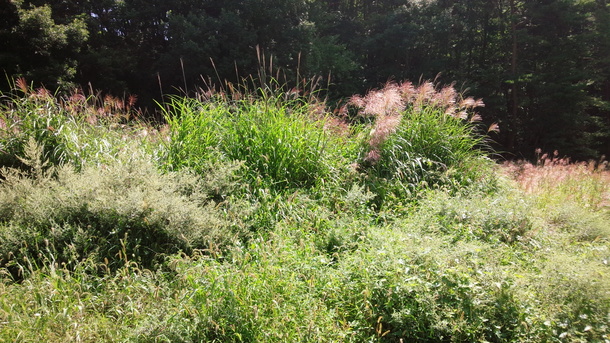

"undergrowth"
[0,79,608,342]
[0,139,247,276]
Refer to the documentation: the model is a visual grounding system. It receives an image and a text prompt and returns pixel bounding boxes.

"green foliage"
[0,84,70,168]
[0,139,246,275]
[141,236,350,342]
[0,84,609,343]
[221,99,330,189]
[336,229,606,342]
[162,93,347,190]
[348,82,497,205]
[160,96,225,171]
[1,1,88,88]
[372,107,491,196]
[408,190,533,245]
[0,81,161,171]
[546,201,610,242]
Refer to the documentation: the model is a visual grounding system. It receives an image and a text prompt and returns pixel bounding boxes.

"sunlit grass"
[503,156,610,242]
[504,155,610,211]
[0,79,608,342]
[0,78,164,171]
[161,93,355,191]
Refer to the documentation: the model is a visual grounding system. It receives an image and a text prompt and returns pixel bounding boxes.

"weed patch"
[0,80,608,343]
[0,140,246,276]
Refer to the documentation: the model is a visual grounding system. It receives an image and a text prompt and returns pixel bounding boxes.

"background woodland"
[1,0,610,159]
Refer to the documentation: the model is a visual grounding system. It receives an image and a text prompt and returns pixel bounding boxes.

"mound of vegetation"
[0,80,608,342]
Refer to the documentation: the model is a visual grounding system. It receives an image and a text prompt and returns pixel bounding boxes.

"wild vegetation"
[1,0,609,160]
[0,79,608,342]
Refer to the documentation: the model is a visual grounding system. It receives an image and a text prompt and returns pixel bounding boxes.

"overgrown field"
[0,79,608,342]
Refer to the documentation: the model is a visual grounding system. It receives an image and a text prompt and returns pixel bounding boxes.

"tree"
[2,0,609,158]
[0,0,88,89]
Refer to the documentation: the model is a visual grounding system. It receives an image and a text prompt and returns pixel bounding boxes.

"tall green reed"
[373,106,489,190]
[161,92,339,190]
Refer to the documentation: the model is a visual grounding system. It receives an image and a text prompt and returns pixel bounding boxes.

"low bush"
[408,190,534,244]
[0,140,246,276]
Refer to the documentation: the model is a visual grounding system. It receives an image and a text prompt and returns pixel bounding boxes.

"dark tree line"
[1,0,609,159]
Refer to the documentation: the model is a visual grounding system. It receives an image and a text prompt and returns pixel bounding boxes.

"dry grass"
[346,80,486,121]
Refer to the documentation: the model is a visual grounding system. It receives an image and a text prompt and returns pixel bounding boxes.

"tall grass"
[0,78,161,171]
[347,81,497,204]
[504,154,610,211]
[1,77,608,343]
[160,96,226,171]
[161,92,352,190]
[372,106,490,193]
[503,155,610,241]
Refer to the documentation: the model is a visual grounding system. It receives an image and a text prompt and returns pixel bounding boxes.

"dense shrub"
[0,140,246,275]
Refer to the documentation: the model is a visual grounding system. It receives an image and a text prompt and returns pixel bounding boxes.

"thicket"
[0,80,608,342]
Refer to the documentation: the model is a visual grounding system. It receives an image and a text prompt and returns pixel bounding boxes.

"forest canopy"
[1,0,609,159]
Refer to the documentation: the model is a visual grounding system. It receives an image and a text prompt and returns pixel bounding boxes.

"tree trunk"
[507,0,518,151]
